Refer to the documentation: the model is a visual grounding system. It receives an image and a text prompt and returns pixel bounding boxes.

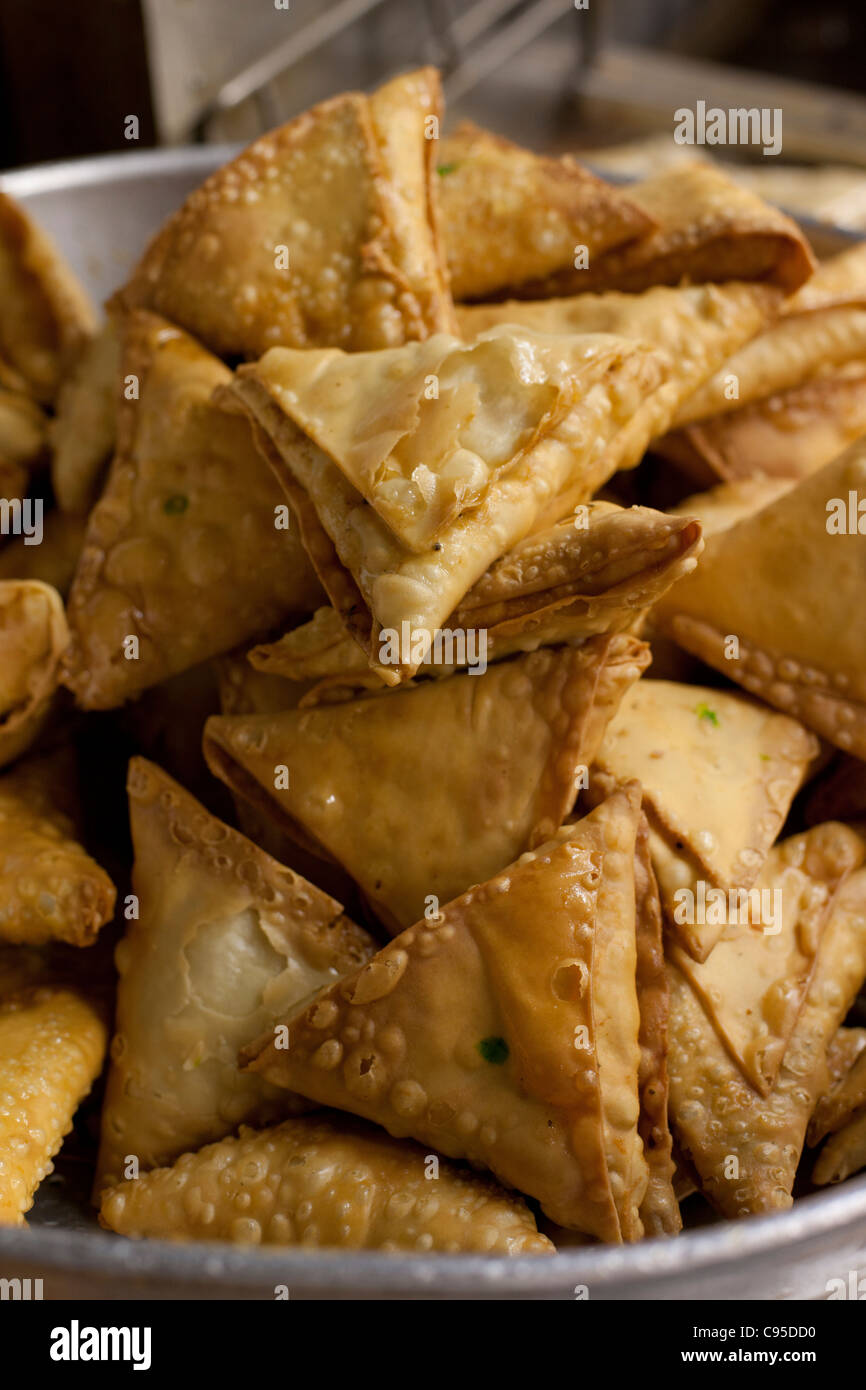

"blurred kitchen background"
[3,0,866,223]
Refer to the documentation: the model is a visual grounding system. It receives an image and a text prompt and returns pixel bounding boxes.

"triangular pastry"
[50,319,118,514]
[242,789,647,1241]
[657,366,866,486]
[673,241,866,428]
[94,759,376,1194]
[437,121,653,301]
[230,326,669,679]
[99,1113,554,1253]
[117,69,455,356]
[0,190,96,403]
[248,502,702,694]
[667,475,795,539]
[0,579,69,770]
[216,654,342,876]
[204,636,650,932]
[0,982,107,1224]
[62,312,323,710]
[522,163,815,297]
[592,679,819,959]
[667,841,866,1217]
[0,746,116,946]
[670,823,865,1094]
[459,283,779,469]
[655,443,866,759]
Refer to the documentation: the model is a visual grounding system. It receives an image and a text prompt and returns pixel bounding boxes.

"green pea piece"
[163,494,189,516]
[478,1035,509,1065]
[695,702,719,727]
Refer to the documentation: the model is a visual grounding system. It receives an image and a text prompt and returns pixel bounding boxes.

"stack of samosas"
[2,68,865,1254]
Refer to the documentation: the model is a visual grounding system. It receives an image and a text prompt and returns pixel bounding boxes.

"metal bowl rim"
[2,1175,865,1293]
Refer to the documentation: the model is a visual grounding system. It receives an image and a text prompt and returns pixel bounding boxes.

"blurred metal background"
[2,0,866,168]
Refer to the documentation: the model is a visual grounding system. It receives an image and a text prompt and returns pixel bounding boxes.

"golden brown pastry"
[230,326,670,679]
[50,319,118,513]
[657,366,866,487]
[0,191,96,404]
[667,475,796,538]
[0,579,69,770]
[116,69,455,356]
[813,1109,866,1186]
[670,823,864,1094]
[249,502,703,695]
[242,788,647,1241]
[204,636,649,933]
[519,163,815,297]
[668,835,866,1217]
[100,1114,554,1253]
[62,311,323,710]
[438,121,653,301]
[592,680,819,959]
[0,983,107,1223]
[633,814,680,1237]
[0,746,115,946]
[808,1028,866,1147]
[672,241,866,429]
[94,758,375,1195]
[457,281,778,383]
[655,443,866,759]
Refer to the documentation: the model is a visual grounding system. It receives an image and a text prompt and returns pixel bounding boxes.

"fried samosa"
[0,578,69,770]
[117,69,454,356]
[657,366,866,487]
[520,163,814,298]
[671,240,866,429]
[0,745,115,946]
[592,679,819,959]
[0,191,96,404]
[230,326,670,680]
[0,983,107,1223]
[438,121,653,301]
[94,758,376,1194]
[655,443,866,759]
[204,636,649,933]
[248,502,702,695]
[100,1114,554,1253]
[62,311,323,709]
[242,788,647,1241]
[668,831,866,1218]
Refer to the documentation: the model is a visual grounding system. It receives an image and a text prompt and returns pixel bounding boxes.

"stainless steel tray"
[1,144,865,1300]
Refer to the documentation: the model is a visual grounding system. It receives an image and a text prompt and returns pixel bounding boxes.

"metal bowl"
[1,145,865,1300]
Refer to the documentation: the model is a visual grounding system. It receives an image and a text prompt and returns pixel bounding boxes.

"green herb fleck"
[163,494,189,516]
[478,1035,509,1065]
[695,702,719,727]
[759,753,771,762]
[437,162,458,176]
